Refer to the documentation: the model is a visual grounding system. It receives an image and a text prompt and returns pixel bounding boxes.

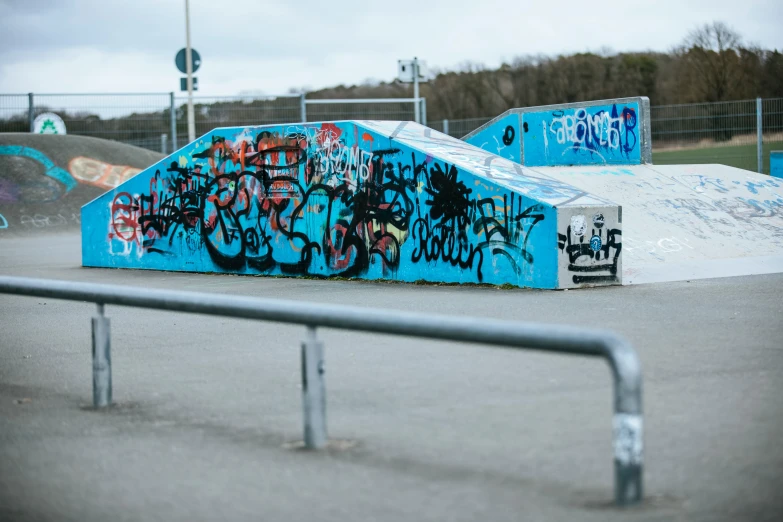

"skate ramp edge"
[0,133,163,237]
[81,121,624,289]
[463,98,783,284]
[463,97,652,168]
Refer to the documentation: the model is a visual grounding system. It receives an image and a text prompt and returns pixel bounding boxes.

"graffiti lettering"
[107,124,548,284]
[547,106,637,156]
[20,213,80,228]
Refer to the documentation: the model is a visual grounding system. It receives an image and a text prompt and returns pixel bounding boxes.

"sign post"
[397,57,428,123]
[33,113,66,134]
[184,0,195,142]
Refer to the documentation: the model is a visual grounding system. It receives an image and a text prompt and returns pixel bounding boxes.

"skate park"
[1,87,782,521]
[3,4,783,516]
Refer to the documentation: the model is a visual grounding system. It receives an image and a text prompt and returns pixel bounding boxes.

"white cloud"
[0,0,781,97]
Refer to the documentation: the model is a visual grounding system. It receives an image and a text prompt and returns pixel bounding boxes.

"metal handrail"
[304,98,420,104]
[0,275,643,505]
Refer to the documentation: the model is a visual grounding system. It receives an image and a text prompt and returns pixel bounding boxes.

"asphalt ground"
[1,233,782,521]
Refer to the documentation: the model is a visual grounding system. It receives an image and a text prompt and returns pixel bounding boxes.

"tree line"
[308,22,783,121]
[1,21,781,141]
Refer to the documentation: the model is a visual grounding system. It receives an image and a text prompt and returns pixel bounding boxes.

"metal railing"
[3,90,780,173]
[431,98,783,174]
[0,92,427,154]
[0,275,643,506]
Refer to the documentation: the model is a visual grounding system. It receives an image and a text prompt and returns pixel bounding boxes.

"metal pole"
[28,93,34,132]
[0,274,643,506]
[91,303,112,408]
[413,57,420,123]
[420,97,427,127]
[300,92,307,123]
[161,134,168,156]
[607,336,643,505]
[443,119,449,136]
[184,0,195,143]
[301,325,326,448]
[757,97,763,174]
[169,92,178,152]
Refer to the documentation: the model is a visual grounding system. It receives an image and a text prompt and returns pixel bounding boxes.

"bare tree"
[676,21,743,102]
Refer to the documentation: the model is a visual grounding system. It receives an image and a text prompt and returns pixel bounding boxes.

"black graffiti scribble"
[424,163,472,229]
[557,226,622,284]
[473,195,546,275]
[502,125,515,146]
[119,128,549,282]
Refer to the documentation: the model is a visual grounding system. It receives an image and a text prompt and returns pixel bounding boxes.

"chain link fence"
[433,98,783,175]
[429,117,492,139]
[0,93,423,154]
[650,98,783,174]
[305,99,421,124]
[175,94,303,138]
[1,92,781,174]
[0,93,173,152]
[0,94,30,133]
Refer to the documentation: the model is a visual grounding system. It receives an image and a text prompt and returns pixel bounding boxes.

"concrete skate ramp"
[463,97,652,167]
[464,98,783,284]
[81,121,623,289]
[0,133,162,237]
[527,163,783,284]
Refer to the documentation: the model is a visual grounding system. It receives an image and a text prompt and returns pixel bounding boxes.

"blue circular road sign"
[175,48,201,74]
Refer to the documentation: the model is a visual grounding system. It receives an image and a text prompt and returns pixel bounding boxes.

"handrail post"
[300,92,307,123]
[605,337,643,505]
[92,303,112,408]
[169,91,177,152]
[301,325,326,448]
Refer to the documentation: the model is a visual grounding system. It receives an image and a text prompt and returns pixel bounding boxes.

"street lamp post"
[184,0,195,142]
[413,57,420,124]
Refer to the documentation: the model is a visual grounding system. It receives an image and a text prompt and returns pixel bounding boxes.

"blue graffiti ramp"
[82,121,622,289]
[463,97,652,167]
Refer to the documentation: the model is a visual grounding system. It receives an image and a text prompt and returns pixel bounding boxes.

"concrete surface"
[0,133,163,237]
[1,232,782,521]
[535,163,783,284]
[461,99,783,286]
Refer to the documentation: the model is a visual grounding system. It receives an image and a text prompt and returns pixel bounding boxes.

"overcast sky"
[1,0,781,97]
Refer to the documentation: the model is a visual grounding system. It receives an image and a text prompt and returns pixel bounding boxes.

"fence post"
[757,97,763,174]
[443,119,449,136]
[92,303,112,408]
[300,92,307,123]
[28,93,34,132]
[420,97,427,126]
[161,134,168,156]
[301,325,326,448]
[169,92,177,152]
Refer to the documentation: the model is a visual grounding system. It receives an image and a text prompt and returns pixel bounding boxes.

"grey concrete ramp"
[527,163,783,284]
[0,133,162,236]
[462,97,783,285]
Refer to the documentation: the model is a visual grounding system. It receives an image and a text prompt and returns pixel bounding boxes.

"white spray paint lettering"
[570,214,587,236]
[550,108,624,151]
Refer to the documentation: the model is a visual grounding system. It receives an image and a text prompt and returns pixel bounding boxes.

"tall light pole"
[184,0,195,142]
[413,57,420,124]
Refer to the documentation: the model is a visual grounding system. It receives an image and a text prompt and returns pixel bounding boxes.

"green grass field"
[652,140,783,174]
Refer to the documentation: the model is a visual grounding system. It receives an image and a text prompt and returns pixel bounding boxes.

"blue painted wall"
[522,102,642,166]
[771,151,783,179]
[82,121,580,288]
[461,113,520,164]
[464,101,644,168]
